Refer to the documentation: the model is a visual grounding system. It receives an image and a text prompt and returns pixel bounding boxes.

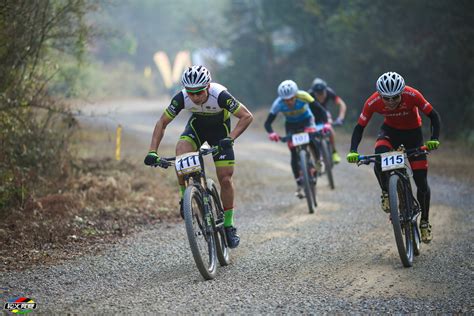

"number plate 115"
[381,151,405,171]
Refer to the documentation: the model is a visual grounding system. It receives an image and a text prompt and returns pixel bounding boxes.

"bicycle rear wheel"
[388,174,414,267]
[300,150,316,213]
[207,178,230,266]
[321,139,335,190]
[183,185,217,279]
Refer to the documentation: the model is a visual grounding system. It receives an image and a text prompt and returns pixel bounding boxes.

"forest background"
[1,0,472,255]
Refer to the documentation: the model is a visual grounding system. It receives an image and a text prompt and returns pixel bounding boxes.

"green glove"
[346,151,359,163]
[425,140,440,150]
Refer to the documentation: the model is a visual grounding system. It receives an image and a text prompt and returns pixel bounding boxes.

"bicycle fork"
[201,193,214,238]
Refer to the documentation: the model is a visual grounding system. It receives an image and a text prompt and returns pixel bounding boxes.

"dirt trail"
[1,99,471,313]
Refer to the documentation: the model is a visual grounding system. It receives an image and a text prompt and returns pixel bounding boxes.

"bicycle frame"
[174,148,219,234]
[281,130,320,162]
[280,131,319,212]
[386,164,421,223]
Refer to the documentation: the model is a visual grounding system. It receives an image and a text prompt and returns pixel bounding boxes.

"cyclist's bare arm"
[148,113,173,152]
[229,104,253,140]
[335,97,347,120]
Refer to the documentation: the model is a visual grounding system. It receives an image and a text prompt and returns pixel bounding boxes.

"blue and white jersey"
[270,91,315,123]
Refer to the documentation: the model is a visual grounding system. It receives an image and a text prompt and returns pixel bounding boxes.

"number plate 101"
[381,151,405,171]
[175,152,202,175]
[292,133,310,146]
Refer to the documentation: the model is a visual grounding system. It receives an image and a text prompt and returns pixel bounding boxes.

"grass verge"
[0,123,179,272]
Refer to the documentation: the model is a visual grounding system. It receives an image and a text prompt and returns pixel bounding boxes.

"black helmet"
[311,78,327,92]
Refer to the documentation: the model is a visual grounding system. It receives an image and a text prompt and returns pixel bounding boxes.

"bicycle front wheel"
[183,185,217,279]
[207,178,230,266]
[388,174,414,267]
[300,150,316,213]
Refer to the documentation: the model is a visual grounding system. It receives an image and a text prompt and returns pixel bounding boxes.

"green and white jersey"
[165,83,241,125]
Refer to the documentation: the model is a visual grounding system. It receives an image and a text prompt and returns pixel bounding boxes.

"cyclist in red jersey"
[346,72,441,243]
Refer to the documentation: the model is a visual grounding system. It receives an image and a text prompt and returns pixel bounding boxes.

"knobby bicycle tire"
[300,150,316,213]
[207,178,230,266]
[413,220,421,256]
[321,139,335,190]
[308,143,319,206]
[183,185,217,279]
[388,174,414,267]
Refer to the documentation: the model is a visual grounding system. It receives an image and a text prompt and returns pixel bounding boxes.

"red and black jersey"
[358,86,433,130]
[308,87,340,110]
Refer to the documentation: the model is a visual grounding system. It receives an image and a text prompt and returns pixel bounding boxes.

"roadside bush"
[0,106,77,210]
[0,1,96,212]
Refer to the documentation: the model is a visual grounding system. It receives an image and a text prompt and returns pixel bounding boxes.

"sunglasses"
[283,96,296,100]
[382,94,401,101]
[185,86,207,95]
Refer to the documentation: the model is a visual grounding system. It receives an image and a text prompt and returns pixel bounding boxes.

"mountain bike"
[157,146,230,280]
[312,128,335,190]
[356,145,429,267]
[281,130,319,214]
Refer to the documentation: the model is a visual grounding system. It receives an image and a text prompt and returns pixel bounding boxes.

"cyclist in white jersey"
[144,65,253,248]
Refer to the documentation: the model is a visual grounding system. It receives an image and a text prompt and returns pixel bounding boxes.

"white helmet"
[376,72,405,97]
[181,65,212,89]
[278,80,298,99]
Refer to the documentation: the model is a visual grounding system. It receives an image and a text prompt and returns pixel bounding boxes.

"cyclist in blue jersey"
[264,80,328,198]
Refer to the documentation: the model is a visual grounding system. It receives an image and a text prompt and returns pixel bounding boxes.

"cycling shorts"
[180,115,235,167]
[285,117,316,134]
[375,124,427,170]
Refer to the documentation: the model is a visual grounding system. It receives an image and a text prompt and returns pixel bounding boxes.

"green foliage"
[92,0,230,68]
[0,109,77,209]
[76,0,474,140]
[0,1,97,210]
[217,0,474,140]
[49,57,163,99]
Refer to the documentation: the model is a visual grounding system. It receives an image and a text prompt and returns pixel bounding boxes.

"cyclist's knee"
[375,144,391,154]
[218,173,233,188]
[217,166,233,184]
[176,140,195,155]
[413,169,429,192]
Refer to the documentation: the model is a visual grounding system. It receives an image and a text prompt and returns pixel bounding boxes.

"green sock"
[179,185,185,198]
[224,209,234,227]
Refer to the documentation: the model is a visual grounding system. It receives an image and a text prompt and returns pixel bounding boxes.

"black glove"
[218,137,234,150]
[144,151,159,166]
[144,151,170,168]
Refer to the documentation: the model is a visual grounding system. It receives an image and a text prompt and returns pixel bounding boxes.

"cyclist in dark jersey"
[308,78,348,164]
[144,65,253,248]
[346,72,441,243]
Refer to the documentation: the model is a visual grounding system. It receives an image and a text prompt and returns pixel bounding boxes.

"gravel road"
[1,99,472,314]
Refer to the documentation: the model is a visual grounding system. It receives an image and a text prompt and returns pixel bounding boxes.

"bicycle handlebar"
[279,130,329,143]
[153,146,218,167]
[357,145,429,166]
